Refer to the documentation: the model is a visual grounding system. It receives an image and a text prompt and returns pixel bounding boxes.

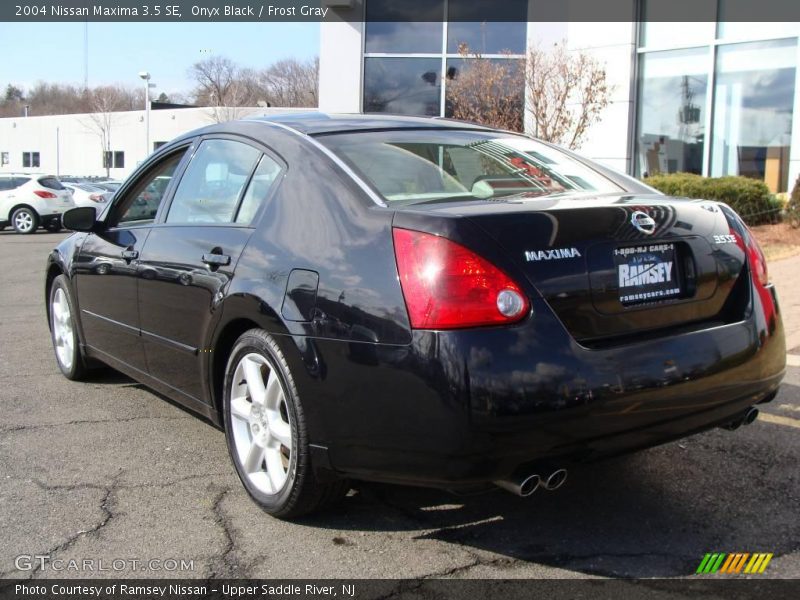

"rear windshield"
[318,129,622,205]
[38,176,65,191]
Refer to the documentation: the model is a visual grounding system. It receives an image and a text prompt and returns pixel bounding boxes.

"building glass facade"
[362,0,527,117]
[635,3,799,192]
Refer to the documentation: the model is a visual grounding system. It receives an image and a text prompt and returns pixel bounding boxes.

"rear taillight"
[392,228,530,329]
[33,190,57,199]
[743,227,769,287]
[730,220,769,287]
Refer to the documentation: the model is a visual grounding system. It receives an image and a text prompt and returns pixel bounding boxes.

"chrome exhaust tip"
[743,407,759,425]
[494,473,540,497]
[542,468,568,491]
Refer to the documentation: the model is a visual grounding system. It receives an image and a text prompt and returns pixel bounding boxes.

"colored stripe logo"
[696,553,773,574]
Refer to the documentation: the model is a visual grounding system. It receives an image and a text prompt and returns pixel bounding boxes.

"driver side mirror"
[62,207,99,232]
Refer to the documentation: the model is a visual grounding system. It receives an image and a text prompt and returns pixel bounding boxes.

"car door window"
[235,154,282,224]
[115,151,185,226]
[166,139,261,224]
[0,178,12,192]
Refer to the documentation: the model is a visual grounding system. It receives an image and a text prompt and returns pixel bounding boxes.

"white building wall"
[563,22,637,174]
[319,19,365,113]
[0,107,311,179]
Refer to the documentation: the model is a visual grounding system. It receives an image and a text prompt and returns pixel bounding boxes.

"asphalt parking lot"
[1,230,799,580]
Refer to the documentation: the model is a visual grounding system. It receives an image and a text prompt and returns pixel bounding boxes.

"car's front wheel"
[223,329,349,518]
[49,275,86,380]
[12,207,39,234]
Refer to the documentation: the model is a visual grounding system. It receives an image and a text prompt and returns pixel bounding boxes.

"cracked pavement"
[1,231,799,580]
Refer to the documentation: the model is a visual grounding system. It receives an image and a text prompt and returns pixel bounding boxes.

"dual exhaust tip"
[494,468,568,497]
[722,407,759,431]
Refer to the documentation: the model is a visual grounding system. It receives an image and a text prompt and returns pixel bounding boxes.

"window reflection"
[446,0,527,54]
[363,58,442,116]
[636,48,708,177]
[365,0,443,53]
[711,40,797,192]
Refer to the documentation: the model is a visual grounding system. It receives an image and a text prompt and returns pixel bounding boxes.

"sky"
[0,22,320,98]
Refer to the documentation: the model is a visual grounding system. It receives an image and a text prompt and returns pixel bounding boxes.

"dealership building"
[2,1,799,194]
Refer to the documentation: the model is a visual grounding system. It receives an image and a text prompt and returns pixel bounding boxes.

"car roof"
[247,112,495,136]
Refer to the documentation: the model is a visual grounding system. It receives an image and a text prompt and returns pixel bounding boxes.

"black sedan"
[46,114,786,518]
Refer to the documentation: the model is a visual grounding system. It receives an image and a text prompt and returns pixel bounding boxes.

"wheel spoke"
[243,357,266,405]
[230,396,251,421]
[264,368,281,410]
[264,447,287,490]
[269,418,292,447]
[243,441,264,474]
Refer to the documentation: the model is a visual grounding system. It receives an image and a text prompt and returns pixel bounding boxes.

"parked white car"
[63,182,111,209]
[0,174,75,234]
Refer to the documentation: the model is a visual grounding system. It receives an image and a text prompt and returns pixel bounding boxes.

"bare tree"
[445,45,525,132]
[258,58,319,107]
[525,42,611,149]
[84,86,126,177]
[189,56,243,106]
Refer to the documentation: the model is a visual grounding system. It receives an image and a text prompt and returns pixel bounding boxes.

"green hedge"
[643,172,781,226]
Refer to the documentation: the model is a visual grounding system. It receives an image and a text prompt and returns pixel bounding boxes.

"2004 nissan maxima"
[46,114,786,518]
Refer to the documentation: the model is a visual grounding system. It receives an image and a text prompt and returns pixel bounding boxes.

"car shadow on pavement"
[297,433,798,578]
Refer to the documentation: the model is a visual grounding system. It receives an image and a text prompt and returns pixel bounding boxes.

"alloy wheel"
[14,211,34,233]
[229,353,294,495]
[51,288,74,371]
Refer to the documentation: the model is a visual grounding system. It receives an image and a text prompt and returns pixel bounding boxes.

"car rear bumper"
[300,282,786,488]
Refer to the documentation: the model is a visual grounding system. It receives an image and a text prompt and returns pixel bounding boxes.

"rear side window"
[235,154,281,224]
[38,177,65,191]
[12,177,30,188]
[166,139,261,224]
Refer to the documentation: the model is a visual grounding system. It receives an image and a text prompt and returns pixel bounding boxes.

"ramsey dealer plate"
[615,243,681,305]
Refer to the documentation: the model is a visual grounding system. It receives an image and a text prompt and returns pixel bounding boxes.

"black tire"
[11,206,39,234]
[223,329,349,518]
[49,275,87,380]
[45,220,62,233]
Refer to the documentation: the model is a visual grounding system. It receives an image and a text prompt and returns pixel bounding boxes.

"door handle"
[121,249,139,261]
[202,253,231,267]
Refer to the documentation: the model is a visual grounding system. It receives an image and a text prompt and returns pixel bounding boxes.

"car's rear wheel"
[12,207,38,234]
[223,329,349,518]
[49,275,86,380]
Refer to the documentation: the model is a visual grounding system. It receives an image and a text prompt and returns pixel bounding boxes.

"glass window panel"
[117,152,184,226]
[711,39,797,193]
[446,22,527,55]
[319,130,622,206]
[444,58,524,131]
[167,140,260,224]
[365,0,443,53]
[635,48,709,177]
[446,0,527,55]
[236,154,282,224]
[363,58,442,116]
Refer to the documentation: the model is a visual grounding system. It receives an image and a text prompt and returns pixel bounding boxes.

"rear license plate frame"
[614,242,682,306]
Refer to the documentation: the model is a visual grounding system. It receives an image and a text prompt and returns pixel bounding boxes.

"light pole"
[138,71,155,157]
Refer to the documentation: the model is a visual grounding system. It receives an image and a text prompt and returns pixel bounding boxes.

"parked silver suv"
[0,173,75,233]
